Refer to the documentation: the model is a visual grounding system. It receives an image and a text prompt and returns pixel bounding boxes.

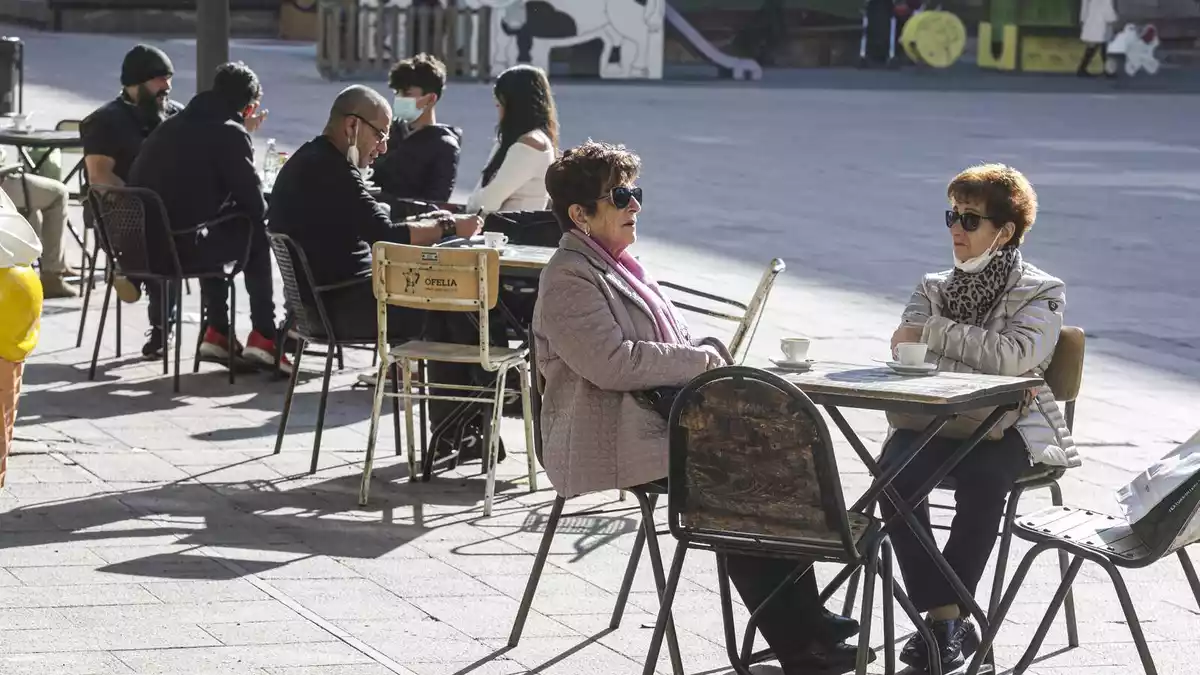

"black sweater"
[371,122,462,202]
[267,136,410,287]
[130,90,264,231]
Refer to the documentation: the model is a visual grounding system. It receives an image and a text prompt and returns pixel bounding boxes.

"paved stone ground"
[2,26,1199,675]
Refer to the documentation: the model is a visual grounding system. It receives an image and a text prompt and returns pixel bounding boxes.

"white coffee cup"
[780,337,811,363]
[895,342,928,367]
[12,114,29,131]
[483,232,509,249]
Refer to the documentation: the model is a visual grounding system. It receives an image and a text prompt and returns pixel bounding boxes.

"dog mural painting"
[460,0,666,79]
[359,0,664,79]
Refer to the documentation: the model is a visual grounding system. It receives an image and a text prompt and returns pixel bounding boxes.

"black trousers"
[147,218,276,339]
[321,281,486,433]
[725,554,828,661]
[879,428,1028,613]
[1078,43,1108,74]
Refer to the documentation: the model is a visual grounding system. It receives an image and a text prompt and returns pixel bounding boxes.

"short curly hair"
[545,140,641,233]
[947,163,1038,247]
[388,53,446,98]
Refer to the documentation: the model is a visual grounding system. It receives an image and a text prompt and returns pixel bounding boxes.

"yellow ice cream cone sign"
[901,11,967,68]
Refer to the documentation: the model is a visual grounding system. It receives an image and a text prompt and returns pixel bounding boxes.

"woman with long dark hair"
[465,64,558,214]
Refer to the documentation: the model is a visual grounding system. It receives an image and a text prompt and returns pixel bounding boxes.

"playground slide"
[665,3,764,81]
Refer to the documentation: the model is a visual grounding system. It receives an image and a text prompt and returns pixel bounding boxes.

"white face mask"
[346,121,361,168]
[393,96,423,123]
[953,229,1004,274]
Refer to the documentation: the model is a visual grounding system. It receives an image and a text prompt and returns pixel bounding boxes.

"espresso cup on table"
[779,337,810,363]
[483,232,509,249]
[895,342,928,367]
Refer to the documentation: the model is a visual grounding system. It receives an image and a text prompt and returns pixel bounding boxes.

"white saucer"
[886,361,937,376]
[770,358,814,372]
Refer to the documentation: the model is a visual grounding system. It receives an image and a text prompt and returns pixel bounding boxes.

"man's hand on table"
[453,214,483,239]
[405,213,482,246]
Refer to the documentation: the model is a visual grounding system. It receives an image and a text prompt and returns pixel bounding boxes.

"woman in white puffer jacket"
[882,163,1080,674]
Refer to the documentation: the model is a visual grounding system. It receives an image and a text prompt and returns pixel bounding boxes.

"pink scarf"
[572,230,685,344]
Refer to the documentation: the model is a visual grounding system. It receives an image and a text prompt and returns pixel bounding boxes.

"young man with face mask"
[80,44,184,318]
[371,53,463,203]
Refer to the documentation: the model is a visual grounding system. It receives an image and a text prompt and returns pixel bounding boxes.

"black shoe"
[817,607,860,645]
[141,328,169,360]
[782,641,872,675]
[899,616,979,671]
[433,421,507,464]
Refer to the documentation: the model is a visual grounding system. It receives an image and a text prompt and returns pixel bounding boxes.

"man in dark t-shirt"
[80,44,184,358]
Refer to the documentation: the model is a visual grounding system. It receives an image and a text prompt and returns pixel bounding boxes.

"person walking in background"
[0,190,43,489]
[1078,0,1118,77]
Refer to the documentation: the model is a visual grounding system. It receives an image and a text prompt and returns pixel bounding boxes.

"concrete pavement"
[2,26,1199,675]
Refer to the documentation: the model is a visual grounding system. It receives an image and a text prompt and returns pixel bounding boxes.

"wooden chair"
[644,367,900,675]
[357,242,537,515]
[661,258,786,364]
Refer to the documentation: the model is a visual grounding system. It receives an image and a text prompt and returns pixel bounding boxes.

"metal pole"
[196,0,231,94]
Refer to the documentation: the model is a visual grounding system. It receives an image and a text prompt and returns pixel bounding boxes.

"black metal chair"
[86,185,252,392]
[506,337,685,675]
[643,366,906,675]
[269,232,401,474]
[964,495,1200,674]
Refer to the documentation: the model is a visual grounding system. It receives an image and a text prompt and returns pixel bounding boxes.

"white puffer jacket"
[888,255,1081,469]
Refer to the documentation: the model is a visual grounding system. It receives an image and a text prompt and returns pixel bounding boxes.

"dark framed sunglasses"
[599,186,643,210]
[945,209,993,232]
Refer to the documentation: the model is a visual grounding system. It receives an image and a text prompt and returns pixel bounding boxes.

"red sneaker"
[243,330,292,374]
[197,326,243,363]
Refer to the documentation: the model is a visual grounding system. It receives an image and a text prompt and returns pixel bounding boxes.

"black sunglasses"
[599,186,643,210]
[945,209,994,232]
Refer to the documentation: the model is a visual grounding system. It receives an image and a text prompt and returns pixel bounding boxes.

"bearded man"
[80,44,184,352]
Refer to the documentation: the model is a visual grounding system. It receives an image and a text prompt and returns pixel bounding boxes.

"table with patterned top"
[766,360,1042,658]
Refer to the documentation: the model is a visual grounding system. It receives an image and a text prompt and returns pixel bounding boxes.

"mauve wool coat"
[531,233,724,498]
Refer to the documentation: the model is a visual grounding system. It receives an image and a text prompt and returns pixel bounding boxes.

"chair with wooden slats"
[357,242,537,516]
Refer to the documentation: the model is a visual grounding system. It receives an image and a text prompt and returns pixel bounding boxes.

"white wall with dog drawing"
[373,0,666,79]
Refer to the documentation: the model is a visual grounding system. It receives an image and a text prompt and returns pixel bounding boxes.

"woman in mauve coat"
[532,140,866,675]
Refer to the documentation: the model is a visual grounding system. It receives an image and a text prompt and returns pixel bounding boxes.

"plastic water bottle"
[263,138,278,183]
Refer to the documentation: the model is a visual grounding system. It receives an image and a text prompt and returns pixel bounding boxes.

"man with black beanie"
[81,44,184,358]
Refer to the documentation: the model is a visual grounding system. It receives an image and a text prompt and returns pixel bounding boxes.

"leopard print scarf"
[942,247,1021,326]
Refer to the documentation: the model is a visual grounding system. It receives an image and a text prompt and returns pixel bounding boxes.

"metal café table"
[768,360,1041,673]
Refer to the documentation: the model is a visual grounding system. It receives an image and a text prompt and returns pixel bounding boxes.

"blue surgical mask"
[393,96,423,123]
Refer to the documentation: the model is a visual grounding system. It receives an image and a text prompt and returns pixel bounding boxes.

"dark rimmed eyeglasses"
[945,210,994,232]
[598,186,643,210]
[347,113,389,145]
